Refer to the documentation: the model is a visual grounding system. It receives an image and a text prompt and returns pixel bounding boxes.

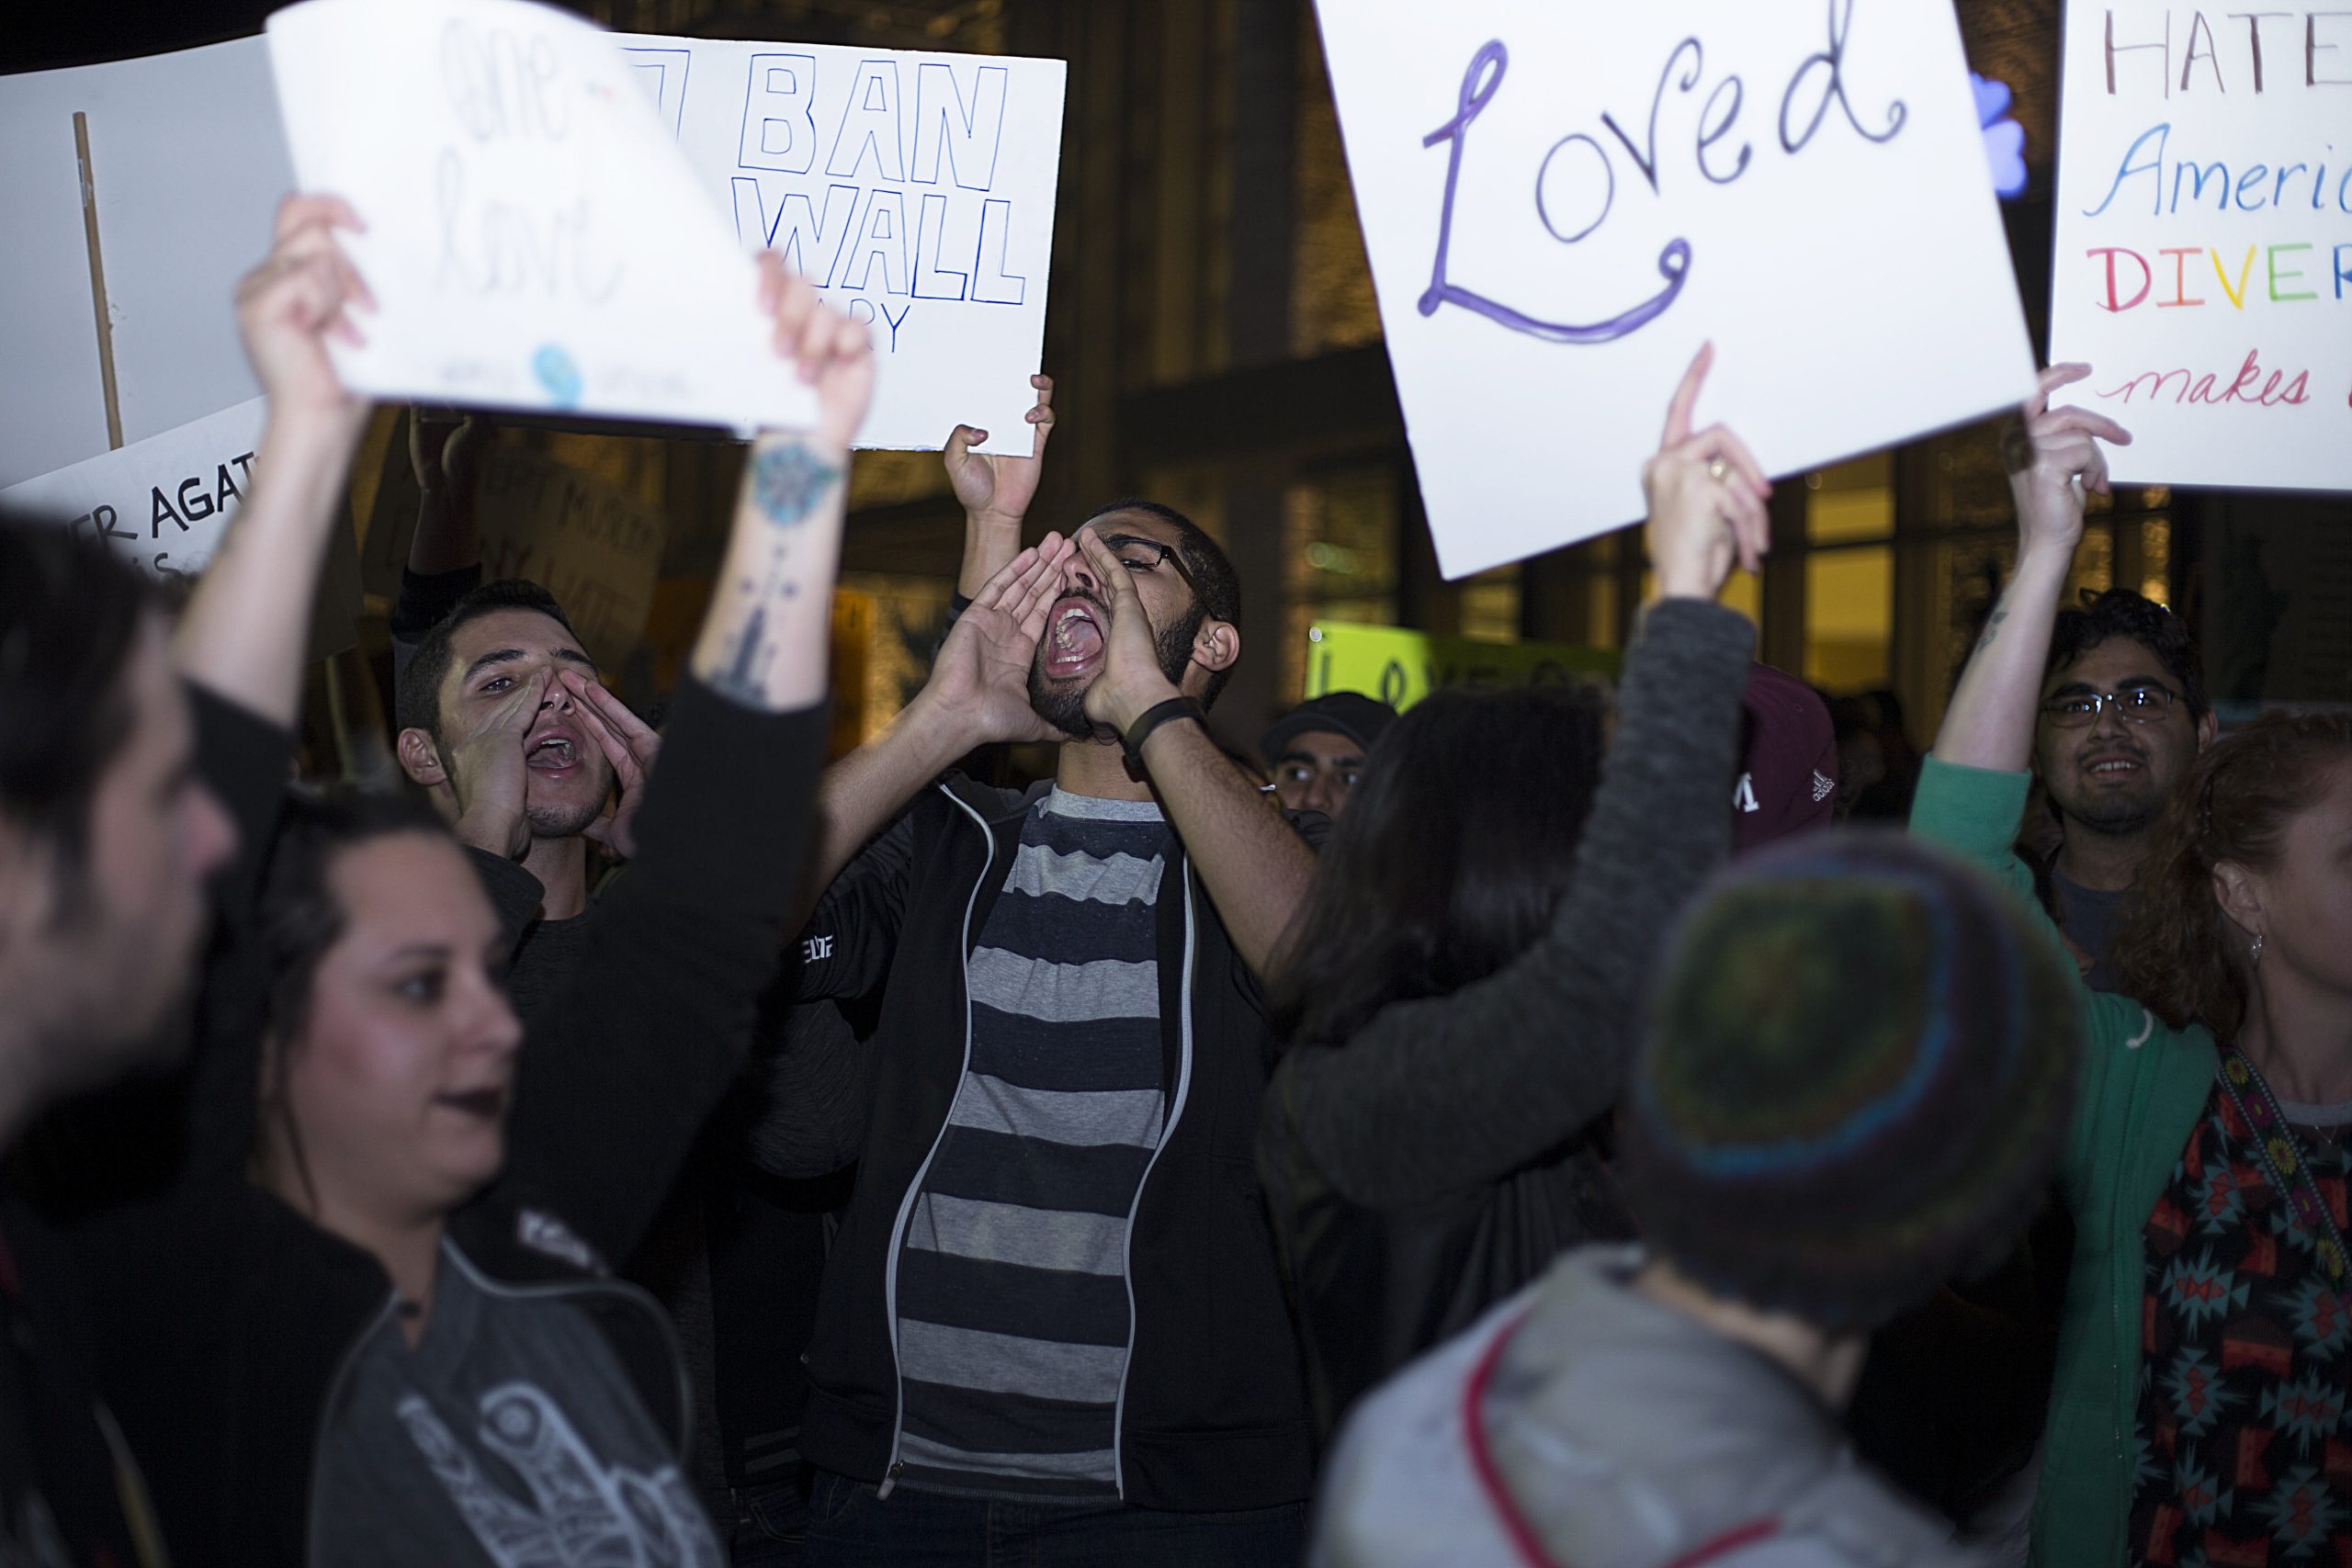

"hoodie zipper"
[876,784,997,1499]
[1110,859,1199,1499]
[305,1292,402,1565]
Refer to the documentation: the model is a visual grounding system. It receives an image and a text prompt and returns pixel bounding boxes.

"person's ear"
[2195,707,2220,751]
[1193,619,1240,678]
[397,728,449,790]
[2211,860,2265,945]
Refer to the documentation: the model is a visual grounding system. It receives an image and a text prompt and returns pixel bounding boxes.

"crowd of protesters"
[1,202,2346,1568]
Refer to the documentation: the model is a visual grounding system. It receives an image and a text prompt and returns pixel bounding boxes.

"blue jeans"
[729,1477,811,1566]
[803,1470,1308,1567]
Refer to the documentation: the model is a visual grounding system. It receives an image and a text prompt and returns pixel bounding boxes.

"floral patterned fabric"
[2128,1080,2352,1566]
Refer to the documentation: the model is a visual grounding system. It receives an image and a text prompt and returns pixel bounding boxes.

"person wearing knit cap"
[1308,832,2081,1568]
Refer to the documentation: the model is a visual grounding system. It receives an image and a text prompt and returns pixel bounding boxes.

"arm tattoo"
[1973,605,2008,654]
[752,442,843,527]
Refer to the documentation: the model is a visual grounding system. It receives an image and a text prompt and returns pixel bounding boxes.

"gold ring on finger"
[1706,457,1728,482]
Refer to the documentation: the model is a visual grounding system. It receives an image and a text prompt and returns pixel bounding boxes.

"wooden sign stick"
[73,110,126,452]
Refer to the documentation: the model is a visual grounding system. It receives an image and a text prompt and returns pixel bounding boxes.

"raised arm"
[1267,344,1770,1206]
[946,373,1055,599]
[1931,364,2132,771]
[172,195,374,725]
[492,259,873,1261]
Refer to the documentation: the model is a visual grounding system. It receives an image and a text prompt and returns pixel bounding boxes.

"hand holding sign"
[1641,343,1772,600]
[2002,363,2135,563]
[265,0,820,432]
[234,193,374,437]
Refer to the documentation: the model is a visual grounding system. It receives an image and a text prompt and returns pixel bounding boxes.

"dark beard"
[1027,601,1206,740]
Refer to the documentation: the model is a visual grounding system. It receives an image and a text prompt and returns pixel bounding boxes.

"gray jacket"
[1313,1247,1986,1568]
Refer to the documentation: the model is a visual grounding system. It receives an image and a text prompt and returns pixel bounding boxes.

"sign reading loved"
[2051,4,2352,491]
[1315,0,2036,578]
[265,0,820,433]
[623,35,1065,454]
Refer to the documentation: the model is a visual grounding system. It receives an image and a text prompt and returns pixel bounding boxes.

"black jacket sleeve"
[483,680,827,1268]
[1264,600,1755,1209]
[181,685,299,1179]
[792,807,918,1002]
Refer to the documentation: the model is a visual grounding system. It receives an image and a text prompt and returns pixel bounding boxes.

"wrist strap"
[1122,696,1204,763]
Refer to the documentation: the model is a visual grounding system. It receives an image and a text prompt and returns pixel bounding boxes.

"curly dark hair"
[2046,588,2207,722]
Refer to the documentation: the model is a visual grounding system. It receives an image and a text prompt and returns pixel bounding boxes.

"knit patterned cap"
[1620,830,2080,1332]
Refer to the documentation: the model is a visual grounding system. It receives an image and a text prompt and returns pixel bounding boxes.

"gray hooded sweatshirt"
[1312,1247,1988,1568]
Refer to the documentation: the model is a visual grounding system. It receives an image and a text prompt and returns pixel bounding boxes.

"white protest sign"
[2051,4,2352,491]
[472,448,668,666]
[1315,0,2038,578]
[265,0,820,433]
[0,39,289,490]
[623,34,1066,454]
[0,398,269,582]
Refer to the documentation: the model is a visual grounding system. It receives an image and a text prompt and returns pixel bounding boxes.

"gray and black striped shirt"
[892,788,1170,1499]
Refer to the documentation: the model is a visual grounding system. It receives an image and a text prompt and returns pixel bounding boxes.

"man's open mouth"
[525,731,582,775]
[1045,599,1104,680]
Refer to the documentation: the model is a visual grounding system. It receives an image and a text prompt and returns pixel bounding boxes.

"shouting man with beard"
[780,486,1325,1565]
[2030,587,2214,989]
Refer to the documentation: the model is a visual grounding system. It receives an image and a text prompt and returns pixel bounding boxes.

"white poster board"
[624,34,1066,453]
[0,398,269,582]
[266,0,820,433]
[1315,0,2038,578]
[2050,3,2352,492]
[0,40,289,490]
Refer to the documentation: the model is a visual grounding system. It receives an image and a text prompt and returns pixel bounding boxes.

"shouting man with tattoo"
[783,437,1324,1563]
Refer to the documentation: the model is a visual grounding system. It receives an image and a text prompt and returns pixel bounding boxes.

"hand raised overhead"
[2002,363,2133,560]
[1640,343,1771,603]
[235,193,373,435]
[945,374,1057,525]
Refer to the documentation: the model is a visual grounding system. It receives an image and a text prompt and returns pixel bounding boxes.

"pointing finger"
[1661,342,1713,449]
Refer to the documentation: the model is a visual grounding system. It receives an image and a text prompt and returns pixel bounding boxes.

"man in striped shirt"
[784,495,1326,1566]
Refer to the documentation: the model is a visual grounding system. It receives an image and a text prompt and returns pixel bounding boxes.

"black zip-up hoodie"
[67,679,823,1567]
[791,775,1327,1511]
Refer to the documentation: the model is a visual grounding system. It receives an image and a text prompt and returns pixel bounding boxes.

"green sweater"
[1908,757,2216,1568]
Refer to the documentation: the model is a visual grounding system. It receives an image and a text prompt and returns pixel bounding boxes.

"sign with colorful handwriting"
[2050,3,2352,491]
[1313,0,2036,578]
[623,34,1065,454]
[0,398,269,583]
[1304,622,1619,712]
[265,0,820,433]
[471,447,669,668]
[0,39,290,491]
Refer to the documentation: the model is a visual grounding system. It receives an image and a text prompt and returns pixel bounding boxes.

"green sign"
[1304,622,1619,711]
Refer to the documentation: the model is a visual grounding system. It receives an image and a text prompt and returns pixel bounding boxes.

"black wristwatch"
[1121,695,1204,764]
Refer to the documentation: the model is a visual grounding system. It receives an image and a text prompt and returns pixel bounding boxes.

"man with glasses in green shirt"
[2030,588,2217,989]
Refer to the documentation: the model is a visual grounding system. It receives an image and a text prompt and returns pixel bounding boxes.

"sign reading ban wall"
[2051,3,2352,491]
[1314,0,2037,578]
